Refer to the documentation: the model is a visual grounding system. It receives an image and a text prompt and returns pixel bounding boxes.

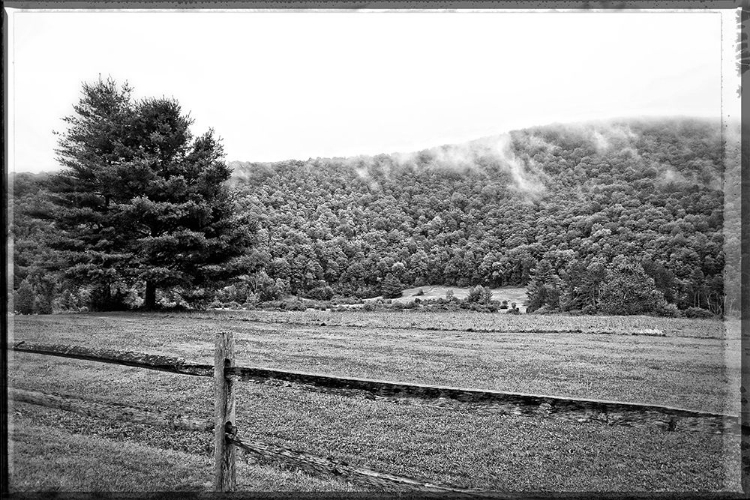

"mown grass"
[10,311,739,413]
[7,311,742,492]
[192,308,730,338]
[9,414,356,492]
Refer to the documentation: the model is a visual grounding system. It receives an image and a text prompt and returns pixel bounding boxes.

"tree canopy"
[22,77,252,310]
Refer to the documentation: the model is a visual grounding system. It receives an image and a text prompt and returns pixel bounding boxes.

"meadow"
[7,310,742,492]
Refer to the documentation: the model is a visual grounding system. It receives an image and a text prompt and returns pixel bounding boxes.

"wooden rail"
[11,340,739,434]
[227,365,738,433]
[11,340,213,377]
[228,435,483,495]
[10,388,213,431]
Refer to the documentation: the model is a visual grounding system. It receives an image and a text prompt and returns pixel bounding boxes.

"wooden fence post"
[214,331,236,492]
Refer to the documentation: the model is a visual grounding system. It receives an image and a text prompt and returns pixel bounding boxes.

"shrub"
[684,306,715,319]
[531,305,556,314]
[331,295,362,305]
[306,285,334,301]
[581,305,598,315]
[33,295,53,315]
[467,285,492,304]
[245,292,259,308]
[656,302,681,317]
[14,280,35,315]
[281,298,307,311]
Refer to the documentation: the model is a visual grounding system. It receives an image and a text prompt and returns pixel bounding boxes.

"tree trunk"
[91,283,113,311]
[145,281,156,310]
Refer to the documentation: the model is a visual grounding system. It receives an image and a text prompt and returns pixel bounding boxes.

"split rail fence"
[9,334,742,493]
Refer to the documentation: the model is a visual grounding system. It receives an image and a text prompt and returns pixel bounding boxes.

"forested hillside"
[12,117,735,316]
[227,118,729,315]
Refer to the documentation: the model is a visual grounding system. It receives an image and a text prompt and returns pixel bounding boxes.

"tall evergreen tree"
[48,77,252,309]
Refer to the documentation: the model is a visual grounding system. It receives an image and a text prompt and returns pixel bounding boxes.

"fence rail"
[11,339,739,435]
[10,387,213,432]
[11,340,213,377]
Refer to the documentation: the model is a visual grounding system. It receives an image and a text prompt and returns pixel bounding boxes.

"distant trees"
[31,77,252,310]
[195,118,731,316]
[13,115,729,315]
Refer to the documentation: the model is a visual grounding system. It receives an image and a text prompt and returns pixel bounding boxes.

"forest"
[12,116,737,317]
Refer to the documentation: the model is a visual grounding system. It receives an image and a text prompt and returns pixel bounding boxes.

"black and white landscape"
[6,7,743,495]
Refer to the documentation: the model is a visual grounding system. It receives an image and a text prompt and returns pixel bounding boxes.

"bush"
[305,285,334,301]
[656,302,681,317]
[684,306,715,319]
[281,298,307,311]
[244,292,259,309]
[466,285,492,304]
[14,280,35,315]
[531,305,557,314]
[33,295,53,315]
[331,295,362,305]
[581,305,598,315]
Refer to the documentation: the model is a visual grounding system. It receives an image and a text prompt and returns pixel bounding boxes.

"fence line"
[10,387,213,432]
[228,366,738,434]
[12,340,739,435]
[228,435,484,496]
[10,385,478,493]
[11,340,213,377]
[10,333,745,492]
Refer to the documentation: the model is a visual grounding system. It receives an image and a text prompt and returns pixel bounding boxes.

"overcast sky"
[7,8,737,174]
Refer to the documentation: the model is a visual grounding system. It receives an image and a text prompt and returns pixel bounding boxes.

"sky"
[7,8,738,174]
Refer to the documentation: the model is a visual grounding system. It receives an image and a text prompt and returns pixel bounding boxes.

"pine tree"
[381,272,403,299]
[48,77,252,310]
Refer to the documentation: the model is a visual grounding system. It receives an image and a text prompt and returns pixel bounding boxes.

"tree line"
[11,78,734,316]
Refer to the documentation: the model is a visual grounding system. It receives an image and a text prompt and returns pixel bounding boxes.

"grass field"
[7,310,742,493]
[364,286,530,312]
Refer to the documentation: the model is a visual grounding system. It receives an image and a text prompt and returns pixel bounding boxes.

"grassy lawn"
[367,285,530,312]
[8,414,356,492]
[7,310,742,492]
